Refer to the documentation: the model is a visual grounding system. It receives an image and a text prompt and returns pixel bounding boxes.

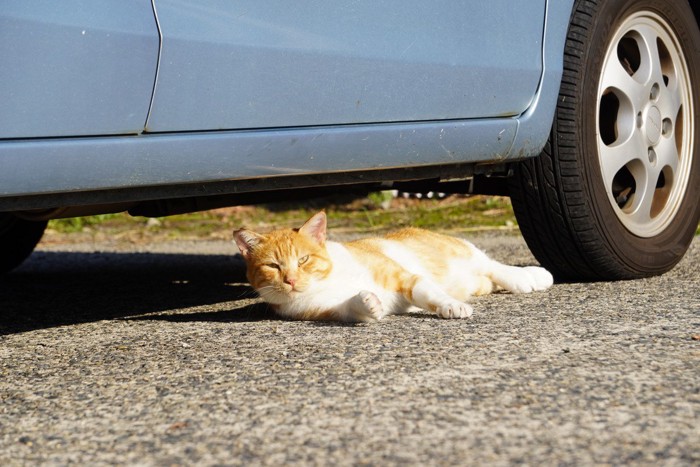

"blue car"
[2,0,699,280]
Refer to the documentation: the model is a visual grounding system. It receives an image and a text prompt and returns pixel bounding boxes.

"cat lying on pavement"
[234,211,552,322]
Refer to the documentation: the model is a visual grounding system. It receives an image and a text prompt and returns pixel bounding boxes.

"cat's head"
[233,211,332,305]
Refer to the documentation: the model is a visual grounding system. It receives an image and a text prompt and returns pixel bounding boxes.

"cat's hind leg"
[409,277,473,319]
[456,240,552,294]
[486,262,553,294]
[523,266,554,291]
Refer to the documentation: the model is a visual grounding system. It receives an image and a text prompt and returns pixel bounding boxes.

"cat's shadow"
[130,303,381,328]
[2,248,494,336]
[0,250,281,336]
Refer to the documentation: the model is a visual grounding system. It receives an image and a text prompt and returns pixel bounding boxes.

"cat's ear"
[233,229,265,259]
[299,211,327,244]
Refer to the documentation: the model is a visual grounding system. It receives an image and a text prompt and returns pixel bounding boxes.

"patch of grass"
[49,213,135,233]
[44,194,700,245]
[327,195,516,234]
[45,195,518,244]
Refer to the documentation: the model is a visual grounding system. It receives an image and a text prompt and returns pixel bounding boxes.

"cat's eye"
[266,262,280,270]
[298,255,309,266]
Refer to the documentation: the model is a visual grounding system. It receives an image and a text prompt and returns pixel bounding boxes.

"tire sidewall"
[579,0,700,275]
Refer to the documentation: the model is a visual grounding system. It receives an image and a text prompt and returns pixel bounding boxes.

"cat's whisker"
[253,285,284,301]
[236,288,261,299]
[254,285,277,294]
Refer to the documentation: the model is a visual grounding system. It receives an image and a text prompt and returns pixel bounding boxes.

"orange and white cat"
[234,211,553,322]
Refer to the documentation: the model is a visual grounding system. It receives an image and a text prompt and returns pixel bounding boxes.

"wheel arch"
[506,0,576,161]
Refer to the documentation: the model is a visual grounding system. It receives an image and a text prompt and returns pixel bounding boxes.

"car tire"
[0,214,47,274]
[509,0,700,281]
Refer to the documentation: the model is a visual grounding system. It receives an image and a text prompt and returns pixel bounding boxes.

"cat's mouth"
[282,282,307,294]
[256,284,305,304]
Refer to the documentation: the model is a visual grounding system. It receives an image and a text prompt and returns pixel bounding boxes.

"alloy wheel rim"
[596,11,694,238]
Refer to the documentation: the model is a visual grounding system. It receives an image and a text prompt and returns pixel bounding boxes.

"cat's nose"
[285,277,297,288]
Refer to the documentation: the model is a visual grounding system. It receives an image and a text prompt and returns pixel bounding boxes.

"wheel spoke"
[598,132,646,190]
[652,35,684,121]
[626,161,658,225]
[639,25,685,121]
[636,24,664,87]
[600,55,647,110]
[657,87,682,124]
[655,136,680,175]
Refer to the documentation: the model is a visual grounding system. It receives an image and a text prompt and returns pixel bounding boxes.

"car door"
[146,0,546,132]
[0,1,159,138]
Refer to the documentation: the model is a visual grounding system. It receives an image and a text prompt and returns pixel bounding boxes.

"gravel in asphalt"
[1,234,698,465]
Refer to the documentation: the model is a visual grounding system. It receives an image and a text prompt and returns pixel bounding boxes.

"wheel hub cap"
[644,105,661,145]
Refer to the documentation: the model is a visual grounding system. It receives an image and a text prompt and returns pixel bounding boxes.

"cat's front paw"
[349,291,384,322]
[436,300,473,319]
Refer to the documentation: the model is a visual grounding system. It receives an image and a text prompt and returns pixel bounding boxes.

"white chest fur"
[278,242,408,316]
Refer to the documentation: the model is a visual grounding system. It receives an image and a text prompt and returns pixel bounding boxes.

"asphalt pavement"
[1,233,698,465]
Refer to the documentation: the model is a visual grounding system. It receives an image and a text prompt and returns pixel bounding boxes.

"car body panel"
[0,119,517,209]
[0,1,159,138]
[146,0,546,132]
[0,0,576,211]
